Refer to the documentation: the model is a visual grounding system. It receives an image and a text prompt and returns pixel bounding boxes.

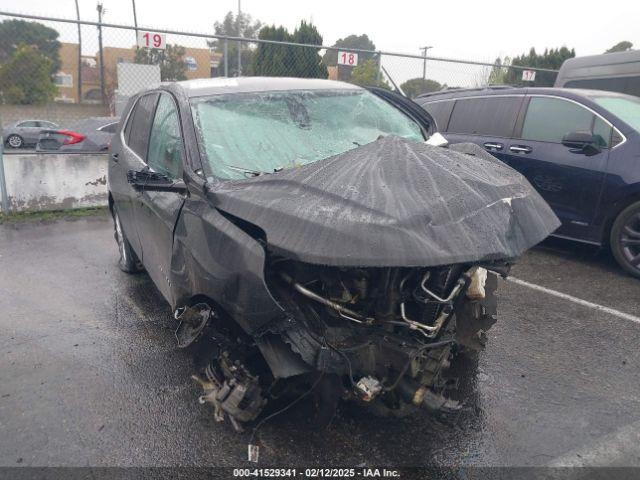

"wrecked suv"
[108,78,559,429]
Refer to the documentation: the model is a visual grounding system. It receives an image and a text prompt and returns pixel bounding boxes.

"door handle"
[483,142,503,151]
[509,145,532,154]
[110,153,119,162]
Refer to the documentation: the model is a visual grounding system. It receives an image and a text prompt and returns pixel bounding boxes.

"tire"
[6,134,23,149]
[112,209,143,273]
[610,200,640,279]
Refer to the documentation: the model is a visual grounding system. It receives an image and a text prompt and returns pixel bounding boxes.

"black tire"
[112,209,143,273]
[6,134,23,149]
[610,200,640,279]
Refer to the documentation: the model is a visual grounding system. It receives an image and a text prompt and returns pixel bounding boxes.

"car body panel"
[212,136,559,268]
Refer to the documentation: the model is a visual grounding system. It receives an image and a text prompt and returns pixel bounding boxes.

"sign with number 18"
[337,51,358,66]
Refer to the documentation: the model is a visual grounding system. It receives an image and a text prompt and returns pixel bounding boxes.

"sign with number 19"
[137,31,166,50]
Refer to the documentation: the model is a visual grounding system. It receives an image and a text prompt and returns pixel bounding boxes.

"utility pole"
[97,2,106,106]
[237,0,242,76]
[132,0,139,50]
[420,45,433,81]
[74,0,82,103]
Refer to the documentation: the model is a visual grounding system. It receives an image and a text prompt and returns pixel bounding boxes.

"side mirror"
[127,169,187,193]
[562,131,601,156]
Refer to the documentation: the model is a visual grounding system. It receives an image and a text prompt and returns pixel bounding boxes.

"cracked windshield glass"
[190,89,424,179]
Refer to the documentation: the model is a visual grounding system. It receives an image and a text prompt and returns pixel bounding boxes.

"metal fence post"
[0,136,10,214]
[224,38,229,77]
[376,52,382,85]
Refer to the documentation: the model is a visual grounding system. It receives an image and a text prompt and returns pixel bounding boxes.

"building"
[53,42,221,104]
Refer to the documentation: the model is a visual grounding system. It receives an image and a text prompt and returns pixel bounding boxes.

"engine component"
[355,376,383,402]
[193,354,266,432]
[279,272,373,324]
[397,378,461,413]
[466,267,488,300]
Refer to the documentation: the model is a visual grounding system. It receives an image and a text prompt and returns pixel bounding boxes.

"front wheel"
[610,200,640,279]
[112,210,143,273]
[6,134,23,149]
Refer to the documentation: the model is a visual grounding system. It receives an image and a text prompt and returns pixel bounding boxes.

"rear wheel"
[6,134,23,149]
[112,210,143,273]
[610,201,640,279]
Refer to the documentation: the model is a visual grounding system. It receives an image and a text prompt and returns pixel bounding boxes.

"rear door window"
[126,93,159,159]
[447,96,522,137]
[147,94,184,179]
[421,100,455,132]
[521,97,608,145]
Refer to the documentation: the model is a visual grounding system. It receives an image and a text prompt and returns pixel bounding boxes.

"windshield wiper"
[226,165,270,177]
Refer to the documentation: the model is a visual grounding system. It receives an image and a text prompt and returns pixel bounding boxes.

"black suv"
[417,87,640,278]
[107,77,557,428]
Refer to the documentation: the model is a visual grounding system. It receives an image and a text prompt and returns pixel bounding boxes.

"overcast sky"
[2,0,638,60]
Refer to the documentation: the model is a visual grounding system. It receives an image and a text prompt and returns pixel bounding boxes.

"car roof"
[415,86,638,102]
[559,49,640,70]
[161,76,363,98]
[15,119,55,124]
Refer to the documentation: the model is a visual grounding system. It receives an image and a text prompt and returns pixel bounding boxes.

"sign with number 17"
[137,31,167,50]
[337,51,358,67]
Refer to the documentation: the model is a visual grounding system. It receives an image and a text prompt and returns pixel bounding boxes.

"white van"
[554,50,640,97]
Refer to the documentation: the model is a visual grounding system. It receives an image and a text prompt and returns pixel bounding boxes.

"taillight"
[58,130,86,145]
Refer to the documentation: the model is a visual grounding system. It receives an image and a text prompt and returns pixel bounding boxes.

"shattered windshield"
[190,89,424,180]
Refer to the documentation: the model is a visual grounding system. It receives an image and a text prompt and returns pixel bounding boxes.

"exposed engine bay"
[167,137,559,431]
[184,255,504,430]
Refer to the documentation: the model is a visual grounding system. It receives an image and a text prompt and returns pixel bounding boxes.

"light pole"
[97,2,106,106]
[236,0,242,76]
[132,0,139,50]
[74,0,82,103]
[420,45,433,80]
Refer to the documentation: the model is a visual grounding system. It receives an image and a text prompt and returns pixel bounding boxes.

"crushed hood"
[212,136,560,267]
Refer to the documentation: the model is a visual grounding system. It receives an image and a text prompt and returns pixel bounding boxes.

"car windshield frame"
[189,88,426,181]
[589,93,640,134]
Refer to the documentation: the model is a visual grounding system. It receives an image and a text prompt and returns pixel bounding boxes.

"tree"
[350,59,389,89]
[253,21,327,78]
[252,26,292,76]
[503,47,575,87]
[400,78,443,98]
[322,34,376,81]
[488,57,511,85]
[209,12,262,76]
[134,44,187,81]
[290,21,327,78]
[0,45,57,104]
[0,19,61,74]
[605,41,633,53]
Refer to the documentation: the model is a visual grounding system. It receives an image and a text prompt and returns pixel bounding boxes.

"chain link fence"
[0,11,560,130]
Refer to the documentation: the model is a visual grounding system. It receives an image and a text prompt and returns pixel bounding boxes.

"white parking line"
[548,420,640,467]
[507,276,640,325]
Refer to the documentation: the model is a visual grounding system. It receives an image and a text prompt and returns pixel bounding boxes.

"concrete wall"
[3,153,108,212]
[0,103,109,129]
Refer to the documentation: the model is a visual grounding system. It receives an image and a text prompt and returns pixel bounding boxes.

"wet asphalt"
[1,211,639,468]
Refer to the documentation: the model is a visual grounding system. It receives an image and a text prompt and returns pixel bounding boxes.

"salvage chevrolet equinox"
[108,77,559,429]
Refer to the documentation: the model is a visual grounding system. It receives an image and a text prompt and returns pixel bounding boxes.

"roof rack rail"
[416,85,516,99]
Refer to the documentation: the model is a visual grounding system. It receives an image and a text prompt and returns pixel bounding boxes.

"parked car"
[416,86,640,277]
[2,119,59,149]
[36,116,119,153]
[554,49,640,97]
[108,77,558,429]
